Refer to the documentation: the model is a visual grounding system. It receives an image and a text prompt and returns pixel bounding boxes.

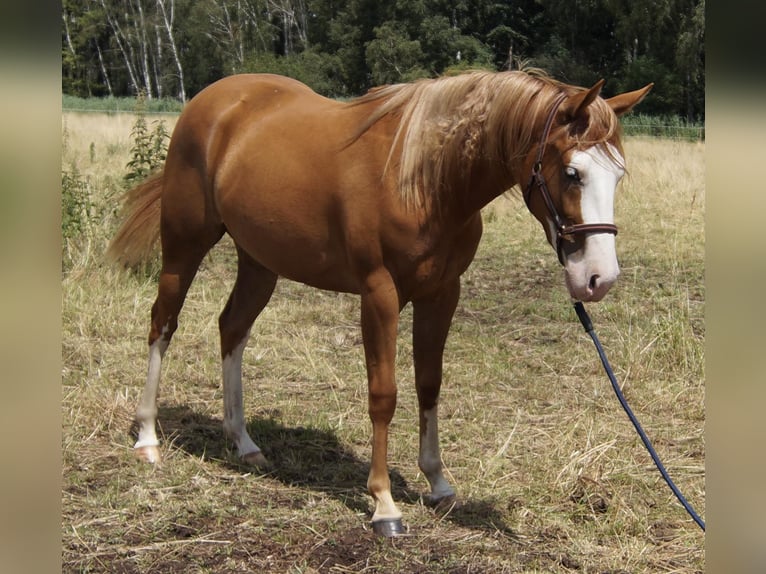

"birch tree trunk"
[95,43,114,97]
[153,3,164,99]
[99,0,141,96]
[132,0,154,99]
[62,11,77,57]
[157,0,186,101]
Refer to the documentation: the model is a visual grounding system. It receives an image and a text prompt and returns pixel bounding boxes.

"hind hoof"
[429,493,460,515]
[242,451,271,470]
[135,445,161,465]
[371,518,406,537]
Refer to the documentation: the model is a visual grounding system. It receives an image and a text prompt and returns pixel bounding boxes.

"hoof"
[135,445,161,465]
[429,494,460,515]
[371,518,406,537]
[241,450,272,470]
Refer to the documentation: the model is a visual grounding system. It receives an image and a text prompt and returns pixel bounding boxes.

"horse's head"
[522,81,652,302]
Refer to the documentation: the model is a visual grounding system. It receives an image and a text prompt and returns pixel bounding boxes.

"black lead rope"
[573,301,706,532]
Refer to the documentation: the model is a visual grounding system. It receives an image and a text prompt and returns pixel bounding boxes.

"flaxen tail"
[107,171,164,268]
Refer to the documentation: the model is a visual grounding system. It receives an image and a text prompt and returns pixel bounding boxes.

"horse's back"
[169,73,337,168]
[164,73,348,204]
[190,73,326,112]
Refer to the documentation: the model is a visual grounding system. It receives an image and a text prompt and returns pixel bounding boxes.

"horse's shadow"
[144,405,516,535]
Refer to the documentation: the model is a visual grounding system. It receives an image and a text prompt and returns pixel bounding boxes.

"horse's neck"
[450,153,520,221]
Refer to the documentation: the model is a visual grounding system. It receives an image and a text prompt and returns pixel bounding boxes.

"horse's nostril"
[589,274,600,291]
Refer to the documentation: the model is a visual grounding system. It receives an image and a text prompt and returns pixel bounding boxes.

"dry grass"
[62,113,704,573]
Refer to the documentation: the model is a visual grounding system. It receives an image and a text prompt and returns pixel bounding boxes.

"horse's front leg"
[412,278,461,509]
[360,269,403,536]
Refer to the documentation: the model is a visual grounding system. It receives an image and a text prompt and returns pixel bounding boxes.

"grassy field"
[62,111,704,573]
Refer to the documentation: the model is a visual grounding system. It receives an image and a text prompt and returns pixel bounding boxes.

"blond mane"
[349,70,622,211]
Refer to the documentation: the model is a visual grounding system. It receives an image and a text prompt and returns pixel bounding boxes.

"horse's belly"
[220,201,361,293]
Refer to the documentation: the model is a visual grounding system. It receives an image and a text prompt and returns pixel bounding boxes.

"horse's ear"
[561,79,605,121]
[605,83,654,117]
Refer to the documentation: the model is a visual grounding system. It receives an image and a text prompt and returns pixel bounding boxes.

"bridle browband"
[523,93,618,266]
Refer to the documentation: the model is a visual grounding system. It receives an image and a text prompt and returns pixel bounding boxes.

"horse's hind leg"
[134,222,224,463]
[218,246,277,467]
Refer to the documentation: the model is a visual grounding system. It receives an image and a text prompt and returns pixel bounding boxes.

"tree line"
[62,0,705,120]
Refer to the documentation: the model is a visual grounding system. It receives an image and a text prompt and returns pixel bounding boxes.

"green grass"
[63,94,184,115]
[621,114,705,141]
[61,114,704,572]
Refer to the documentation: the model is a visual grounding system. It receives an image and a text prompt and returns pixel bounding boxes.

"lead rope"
[573,301,705,531]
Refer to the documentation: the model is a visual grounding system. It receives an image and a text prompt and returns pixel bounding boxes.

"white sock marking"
[222,331,261,457]
[419,406,455,500]
[134,325,169,450]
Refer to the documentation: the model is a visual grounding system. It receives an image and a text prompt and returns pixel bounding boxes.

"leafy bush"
[125,96,170,184]
[61,166,92,240]
[244,50,347,98]
[616,56,685,118]
[366,21,429,85]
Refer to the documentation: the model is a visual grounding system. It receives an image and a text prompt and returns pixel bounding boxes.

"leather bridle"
[523,93,618,266]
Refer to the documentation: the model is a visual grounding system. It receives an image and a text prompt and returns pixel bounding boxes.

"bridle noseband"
[523,93,618,266]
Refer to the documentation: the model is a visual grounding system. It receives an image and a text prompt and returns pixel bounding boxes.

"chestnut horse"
[108,70,651,536]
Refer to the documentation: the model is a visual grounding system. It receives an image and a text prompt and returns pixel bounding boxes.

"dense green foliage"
[124,96,171,184]
[63,0,704,120]
[61,166,92,240]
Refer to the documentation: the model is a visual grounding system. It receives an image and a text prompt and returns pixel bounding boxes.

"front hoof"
[371,518,406,537]
[242,450,272,470]
[135,445,161,465]
[428,493,460,515]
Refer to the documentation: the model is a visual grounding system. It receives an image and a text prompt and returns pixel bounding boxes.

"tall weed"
[124,95,170,184]
[61,97,172,273]
[61,165,92,240]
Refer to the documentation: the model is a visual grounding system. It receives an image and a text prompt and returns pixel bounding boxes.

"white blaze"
[563,144,624,302]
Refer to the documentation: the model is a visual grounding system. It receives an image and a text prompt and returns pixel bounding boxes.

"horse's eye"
[565,166,581,183]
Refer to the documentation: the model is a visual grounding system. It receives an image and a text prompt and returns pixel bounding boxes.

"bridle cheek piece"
[523,93,618,266]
